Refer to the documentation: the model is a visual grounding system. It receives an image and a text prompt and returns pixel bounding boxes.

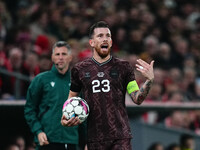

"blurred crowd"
[2,133,197,150]
[0,0,200,139]
[2,135,35,150]
[148,133,195,150]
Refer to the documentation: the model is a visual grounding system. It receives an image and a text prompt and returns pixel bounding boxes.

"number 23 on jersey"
[92,79,110,93]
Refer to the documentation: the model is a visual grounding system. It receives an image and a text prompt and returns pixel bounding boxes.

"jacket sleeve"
[24,76,43,136]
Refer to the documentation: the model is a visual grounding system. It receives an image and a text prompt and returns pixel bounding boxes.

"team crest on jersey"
[97,72,105,77]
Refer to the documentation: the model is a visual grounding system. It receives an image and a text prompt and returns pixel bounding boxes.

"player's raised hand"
[61,114,81,127]
[135,59,154,81]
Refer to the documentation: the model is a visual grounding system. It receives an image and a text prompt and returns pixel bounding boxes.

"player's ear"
[89,39,94,47]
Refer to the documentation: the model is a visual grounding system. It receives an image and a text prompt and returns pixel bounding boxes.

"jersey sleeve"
[125,62,136,84]
[70,66,82,92]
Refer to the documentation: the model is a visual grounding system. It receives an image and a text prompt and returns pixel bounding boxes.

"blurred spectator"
[154,42,173,70]
[185,4,200,30]
[195,17,200,29]
[0,38,8,95]
[167,91,185,103]
[162,67,183,101]
[11,135,25,150]
[8,48,23,71]
[60,15,74,40]
[0,1,12,29]
[68,39,82,65]
[182,67,196,100]
[1,47,24,99]
[22,51,40,79]
[29,10,49,40]
[78,37,93,61]
[146,83,163,102]
[21,51,40,96]
[125,29,144,55]
[140,11,155,29]
[180,134,195,150]
[38,54,52,73]
[147,142,164,150]
[164,111,183,129]
[171,39,189,69]
[4,143,20,150]
[16,29,32,56]
[164,111,192,130]
[16,0,30,26]
[69,18,91,40]
[189,29,200,53]
[153,67,166,85]
[112,27,128,52]
[47,9,65,40]
[183,55,196,70]
[166,143,181,150]
[140,35,159,63]
[162,83,180,102]
[166,67,182,85]
[193,79,200,100]
[35,35,50,54]
[78,49,92,62]
[189,110,200,135]
[165,15,185,44]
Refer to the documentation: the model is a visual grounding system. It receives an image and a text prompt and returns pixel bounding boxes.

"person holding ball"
[61,21,154,150]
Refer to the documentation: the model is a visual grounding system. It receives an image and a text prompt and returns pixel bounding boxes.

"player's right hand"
[61,114,81,127]
[38,132,49,146]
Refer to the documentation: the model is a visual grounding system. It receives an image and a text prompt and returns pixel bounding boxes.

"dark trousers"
[39,143,78,150]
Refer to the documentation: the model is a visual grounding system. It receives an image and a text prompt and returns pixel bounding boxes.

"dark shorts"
[38,143,78,150]
[87,138,132,150]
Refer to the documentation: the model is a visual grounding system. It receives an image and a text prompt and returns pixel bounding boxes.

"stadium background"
[0,0,200,149]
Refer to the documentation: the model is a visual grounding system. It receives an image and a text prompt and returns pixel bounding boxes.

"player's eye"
[107,34,111,37]
[98,34,103,37]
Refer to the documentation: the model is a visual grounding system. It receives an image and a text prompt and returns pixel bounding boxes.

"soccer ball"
[62,97,89,123]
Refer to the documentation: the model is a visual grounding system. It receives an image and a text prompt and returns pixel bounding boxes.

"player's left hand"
[136,59,154,81]
[61,114,81,127]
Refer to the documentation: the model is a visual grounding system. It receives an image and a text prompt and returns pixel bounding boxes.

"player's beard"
[95,47,111,58]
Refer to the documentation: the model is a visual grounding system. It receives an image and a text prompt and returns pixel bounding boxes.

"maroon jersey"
[70,56,136,142]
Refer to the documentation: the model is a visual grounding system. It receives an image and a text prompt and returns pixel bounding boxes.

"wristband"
[127,80,139,94]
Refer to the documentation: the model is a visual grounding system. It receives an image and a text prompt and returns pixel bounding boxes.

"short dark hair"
[166,143,180,150]
[148,142,163,150]
[89,21,109,39]
[52,41,71,54]
[180,134,193,146]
